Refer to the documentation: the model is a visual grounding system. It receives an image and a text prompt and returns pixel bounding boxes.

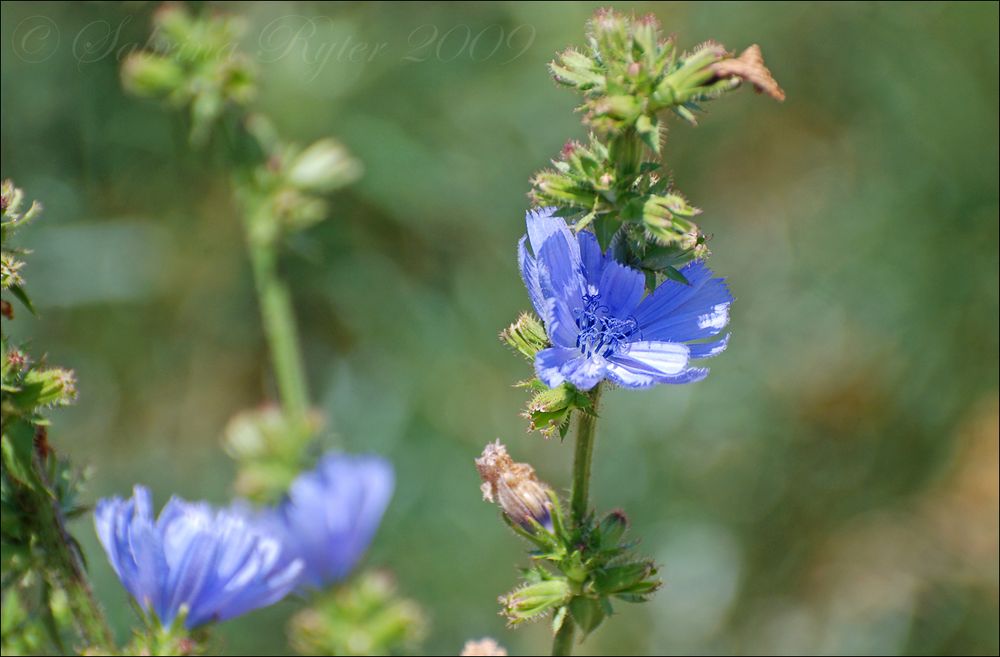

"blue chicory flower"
[262,453,394,590]
[94,486,303,629]
[518,207,733,390]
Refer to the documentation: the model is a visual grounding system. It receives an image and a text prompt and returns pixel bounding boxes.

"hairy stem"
[551,617,576,656]
[34,457,115,650]
[247,233,311,424]
[569,384,603,526]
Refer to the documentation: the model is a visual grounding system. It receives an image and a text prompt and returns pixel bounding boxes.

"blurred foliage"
[289,570,426,656]
[1,2,997,655]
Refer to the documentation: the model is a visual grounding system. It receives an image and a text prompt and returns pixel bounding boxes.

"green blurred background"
[2,1,998,654]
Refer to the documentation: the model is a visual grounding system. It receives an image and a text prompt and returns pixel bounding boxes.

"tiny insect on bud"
[475,441,554,531]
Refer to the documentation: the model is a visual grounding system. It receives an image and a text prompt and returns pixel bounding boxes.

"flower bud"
[20,367,76,408]
[121,53,184,99]
[460,638,507,656]
[642,193,702,247]
[287,139,363,193]
[498,578,571,626]
[523,384,592,440]
[475,441,553,531]
[222,405,320,502]
[500,312,548,361]
[598,509,628,549]
[593,561,657,596]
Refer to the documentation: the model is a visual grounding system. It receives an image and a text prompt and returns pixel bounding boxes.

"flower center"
[575,294,639,358]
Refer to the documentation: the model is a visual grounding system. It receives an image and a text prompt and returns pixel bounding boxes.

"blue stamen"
[575,294,640,358]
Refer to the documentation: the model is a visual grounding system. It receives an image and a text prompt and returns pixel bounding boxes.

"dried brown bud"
[475,440,553,530]
[711,44,785,101]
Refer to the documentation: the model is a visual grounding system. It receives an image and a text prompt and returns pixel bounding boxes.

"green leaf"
[8,284,34,315]
[594,562,654,595]
[1,421,44,493]
[592,215,618,251]
[568,596,605,636]
[635,115,661,154]
[663,265,691,285]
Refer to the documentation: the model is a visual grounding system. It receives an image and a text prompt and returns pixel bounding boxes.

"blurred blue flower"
[94,486,302,629]
[264,453,394,589]
[518,208,732,390]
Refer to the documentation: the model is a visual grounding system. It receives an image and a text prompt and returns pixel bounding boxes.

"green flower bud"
[593,561,658,596]
[222,405,320,502]
[530,172,600,207]
[598,509,628,549]
[498,579,571,626]
[523,383,592,440]
[120,53,185,99]
[642,193,702,247]
[288,570,426,656]
[500,312,548,361]
[550,49,604,91]
[17,368,76,409]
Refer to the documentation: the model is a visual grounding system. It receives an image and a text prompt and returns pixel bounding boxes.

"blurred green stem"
[246,229,311,424]
[570,384,602,526]
[552,617,576,656]
[33,457,115,651]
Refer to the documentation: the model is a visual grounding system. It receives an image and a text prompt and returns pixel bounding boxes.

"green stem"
[551,617,576,656]
[247,233,311,424]
[34,457,115,650]
[569,384,603,525]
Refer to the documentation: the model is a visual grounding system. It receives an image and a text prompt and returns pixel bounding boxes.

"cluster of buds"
[1,180,42,315]
[2,183,78,426]
[121,3,256,144]
[288,570,426,656]
[1,183,90,651]
[534,9,782,287]
[500,314,594,439]
[238,116,363,249]
[475,443,660,634]
[551,9,784,137]
[122,7,362,246]
[222,404,322,503]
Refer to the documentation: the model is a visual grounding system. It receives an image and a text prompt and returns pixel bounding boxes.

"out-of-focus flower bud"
[223,405,320,502]
[475,441,553,531]
[460,638,508,656]
[288,569,426,656]
[120,53,184,99]
[287,139,363,194]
